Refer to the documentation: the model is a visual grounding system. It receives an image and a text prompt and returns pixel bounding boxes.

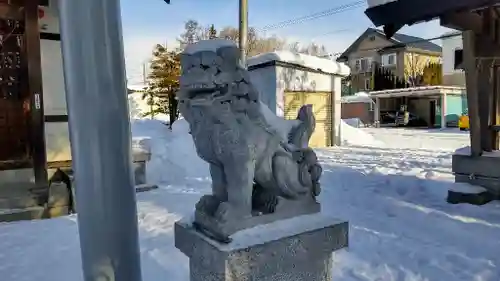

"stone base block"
[132,161,147,185]
[175,213,348,281]
[452,152,500,195]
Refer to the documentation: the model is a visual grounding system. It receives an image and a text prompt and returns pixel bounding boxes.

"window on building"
[355,57,373,72]
[381,53,396,66]
[364,78,371,90]
[454,49,464,70]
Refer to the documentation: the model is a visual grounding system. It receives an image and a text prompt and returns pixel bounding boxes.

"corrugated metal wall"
[284,91,332,148]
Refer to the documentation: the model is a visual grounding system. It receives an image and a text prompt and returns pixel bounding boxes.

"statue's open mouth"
[182,84,229,102]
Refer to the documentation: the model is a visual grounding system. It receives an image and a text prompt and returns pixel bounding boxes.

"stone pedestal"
[452,147,500,195]
[175,213,348,281]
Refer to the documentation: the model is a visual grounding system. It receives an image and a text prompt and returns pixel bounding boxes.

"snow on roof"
[369,86,465,98]
[442,30,462,38]
[341,92,374,103]
[247,51,350,76]
[183,39,236,54]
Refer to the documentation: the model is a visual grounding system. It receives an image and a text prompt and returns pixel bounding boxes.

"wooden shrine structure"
[365,0,500,195]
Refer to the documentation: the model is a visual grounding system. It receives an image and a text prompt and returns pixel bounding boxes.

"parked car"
[395,112,427,127]
[380,110,397,124]
[406,113,428,127]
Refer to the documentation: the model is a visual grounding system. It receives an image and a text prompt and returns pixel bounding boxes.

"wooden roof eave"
[364,0,500,38]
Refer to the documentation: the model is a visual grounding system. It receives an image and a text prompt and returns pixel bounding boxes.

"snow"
[2,113,500,281]
[455,146,500,158]
[228,214,342,251]
[340,120,384,147]
[128,83,147,92]
[131,118,209,185]
[341,92,374,104]
[183,39,236,54]
[222,214,344,251]
[248,51,350,76]
[343,118,366,128]
[128,92,170,123]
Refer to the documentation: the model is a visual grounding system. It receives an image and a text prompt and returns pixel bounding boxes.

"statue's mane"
[177,45,284,139]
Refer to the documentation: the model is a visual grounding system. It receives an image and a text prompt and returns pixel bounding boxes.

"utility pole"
[57,0,143,280]
[239,0,248,67]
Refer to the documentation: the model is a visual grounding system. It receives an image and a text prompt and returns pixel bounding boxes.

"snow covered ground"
[1,120,499,281]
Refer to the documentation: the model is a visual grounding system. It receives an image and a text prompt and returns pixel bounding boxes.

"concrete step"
[0,181,72,222]
[0,205,70,223]
[0,207,46,222]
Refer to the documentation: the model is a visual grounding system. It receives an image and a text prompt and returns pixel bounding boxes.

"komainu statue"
[177,39,323,243]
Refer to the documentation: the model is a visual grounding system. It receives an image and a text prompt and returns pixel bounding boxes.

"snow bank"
[340,120,384,147]
[343,118,365,128]
[130,118,209,186]
[248,51,350,76]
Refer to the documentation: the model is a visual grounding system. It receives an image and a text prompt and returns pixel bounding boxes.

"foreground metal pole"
[239,0,248,67]
[57,0,143,280]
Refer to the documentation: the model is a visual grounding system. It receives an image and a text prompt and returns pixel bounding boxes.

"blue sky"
[120,0,452,84]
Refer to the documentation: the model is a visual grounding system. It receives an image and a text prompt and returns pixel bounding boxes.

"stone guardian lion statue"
[177,39,323,242]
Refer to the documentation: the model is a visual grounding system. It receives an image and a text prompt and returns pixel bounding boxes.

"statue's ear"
[216,46,240,68]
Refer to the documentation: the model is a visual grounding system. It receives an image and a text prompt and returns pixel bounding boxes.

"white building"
[247,51,350,147]
[441,31,465,86]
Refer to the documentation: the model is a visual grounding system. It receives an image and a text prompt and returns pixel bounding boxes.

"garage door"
[284,91,332,148]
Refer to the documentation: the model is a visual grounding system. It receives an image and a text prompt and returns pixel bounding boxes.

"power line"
[310,28,356,38]
[257,1,365,32]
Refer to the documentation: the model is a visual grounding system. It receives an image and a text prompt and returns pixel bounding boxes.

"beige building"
[337,28,442,92]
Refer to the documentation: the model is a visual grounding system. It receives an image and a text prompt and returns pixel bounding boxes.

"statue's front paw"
[213,201,249,223]
[213,201,231,223]
[195,195,221,216]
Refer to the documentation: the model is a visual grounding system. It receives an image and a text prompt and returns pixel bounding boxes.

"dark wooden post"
[24,0,48,188]
[477,56,493,152]
[492,65,500,150]
[462,31,483,156]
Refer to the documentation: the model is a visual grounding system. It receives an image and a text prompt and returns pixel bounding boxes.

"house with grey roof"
[337,28,442,92]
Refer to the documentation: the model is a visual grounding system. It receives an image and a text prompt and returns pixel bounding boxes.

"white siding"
[442,33,463,75]
[276,66,336,117]
[41,40,66,116]
[248,66,278,113]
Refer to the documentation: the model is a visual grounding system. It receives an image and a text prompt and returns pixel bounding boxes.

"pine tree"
[142,44,181,126]
[208,24,217,39]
